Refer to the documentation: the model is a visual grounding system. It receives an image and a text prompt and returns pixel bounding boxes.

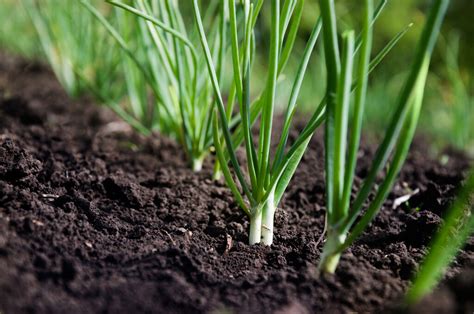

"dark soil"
[0,53,473,314]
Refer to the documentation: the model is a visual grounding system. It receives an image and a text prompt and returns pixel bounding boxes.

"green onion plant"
[406,169,474,304]
[194,0,407,245]
[194,0,317,245]
[82,0,233,171]
[317,0,449,273]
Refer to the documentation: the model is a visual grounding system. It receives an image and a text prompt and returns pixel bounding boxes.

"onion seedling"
[82,0,232,171]
[194,0,405,245]
[317,0,449,273]
[193,0,324,245]
[406,169,474,305]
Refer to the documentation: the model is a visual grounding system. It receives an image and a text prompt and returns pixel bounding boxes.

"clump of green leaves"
[317,0,449,273]
[82,0,231,171]
[194,0,326,245]
[406,169,474,304]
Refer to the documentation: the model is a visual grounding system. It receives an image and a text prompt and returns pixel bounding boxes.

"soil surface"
[0,53,473,314]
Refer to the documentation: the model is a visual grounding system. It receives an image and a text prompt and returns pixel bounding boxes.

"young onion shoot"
[193,0,323,245]
[194,0,406,245]
[318,0,449,273]
[80,0,232,171]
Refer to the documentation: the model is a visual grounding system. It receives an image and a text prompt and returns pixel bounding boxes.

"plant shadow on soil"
[0,53,473,313]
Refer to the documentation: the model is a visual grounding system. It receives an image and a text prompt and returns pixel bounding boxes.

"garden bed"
[0,54,472,313]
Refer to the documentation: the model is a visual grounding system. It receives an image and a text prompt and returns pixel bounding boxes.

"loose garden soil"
[0,53,473,314]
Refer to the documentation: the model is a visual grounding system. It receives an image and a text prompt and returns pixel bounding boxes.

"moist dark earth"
[0,53,473,314]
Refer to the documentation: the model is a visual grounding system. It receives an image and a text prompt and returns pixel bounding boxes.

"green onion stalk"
[318,0,449,273]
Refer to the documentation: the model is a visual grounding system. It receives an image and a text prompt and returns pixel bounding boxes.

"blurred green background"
[262,0,473,155]
[0,0,472,155]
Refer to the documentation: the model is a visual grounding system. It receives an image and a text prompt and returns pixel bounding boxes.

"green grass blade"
[267,6,404,179]
[271,1,401,176]
[272,0,404,167]
[139,1,178,79]
[170,1,195,76]
[138,1,178,90]
[205,95,264,160]
[202,0,220,29]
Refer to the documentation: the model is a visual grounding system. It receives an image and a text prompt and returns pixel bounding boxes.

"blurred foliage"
[0,0,39,57]
[369,0,473,154]
[277,0,474,154]
[21,0,125,98]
